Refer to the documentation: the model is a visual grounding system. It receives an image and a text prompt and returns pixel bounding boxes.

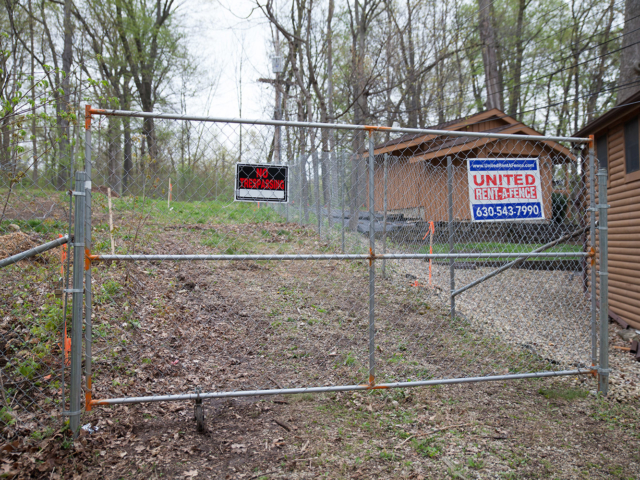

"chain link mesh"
[82,111,597,415]
[0,107,77,440]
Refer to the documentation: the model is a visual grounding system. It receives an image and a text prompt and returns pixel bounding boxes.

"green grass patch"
[538,387,588,401]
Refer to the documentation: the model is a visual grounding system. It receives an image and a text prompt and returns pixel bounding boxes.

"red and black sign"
[235,164,289,203]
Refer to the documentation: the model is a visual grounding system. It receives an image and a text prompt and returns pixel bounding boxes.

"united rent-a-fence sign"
[467,158,544,222]
[235,164,289,203]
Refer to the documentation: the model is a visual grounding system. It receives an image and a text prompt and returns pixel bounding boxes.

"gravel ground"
[390,257,640,403]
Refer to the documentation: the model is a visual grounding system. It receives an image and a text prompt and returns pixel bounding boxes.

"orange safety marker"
[422,221,435,286]
[59,235,71,365]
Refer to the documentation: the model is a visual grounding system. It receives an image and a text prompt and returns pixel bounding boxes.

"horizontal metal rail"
[88,108,591,144]
[88,252,588,262]
[90,369,589,406]
[0,235,70,268]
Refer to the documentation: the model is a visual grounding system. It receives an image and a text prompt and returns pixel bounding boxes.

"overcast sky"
[181,0,276,120]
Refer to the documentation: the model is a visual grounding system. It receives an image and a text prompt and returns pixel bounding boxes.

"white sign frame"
[467,158,545,222]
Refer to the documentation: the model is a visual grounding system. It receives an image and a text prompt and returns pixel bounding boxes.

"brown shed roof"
[372,109,575,161]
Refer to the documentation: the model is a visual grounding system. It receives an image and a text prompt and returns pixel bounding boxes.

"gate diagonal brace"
[451,224,591,298]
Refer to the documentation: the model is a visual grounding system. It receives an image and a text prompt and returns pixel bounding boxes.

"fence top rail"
[87,107,592,144]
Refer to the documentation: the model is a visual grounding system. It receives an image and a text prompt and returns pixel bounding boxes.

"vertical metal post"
[285,147,289,223]
[299,158,304,224]
[69,171,85,437]
[447,156,455,319]
[597,168,609,395]
[589,142,597,368]
[382,154,388,278]
[368,133,376,386]
[340,153,345,253]
[314,152,321,238]
[84,109,93,415]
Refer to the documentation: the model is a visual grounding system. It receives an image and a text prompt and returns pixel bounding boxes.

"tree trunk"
[57,0,73,189]
[107,115,122,194]
[616,0,640,105]
[508,0,526,117]
[29,0,37,184]
[478,0,503,110]
[587,0,616,121]
[349,0,369,232]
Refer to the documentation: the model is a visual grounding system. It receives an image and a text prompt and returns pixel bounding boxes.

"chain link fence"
[2,106,607,438]
[0,100,82,441]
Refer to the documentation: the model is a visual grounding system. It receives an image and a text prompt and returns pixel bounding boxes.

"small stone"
[7,224,20,232]
[616,329,640,342]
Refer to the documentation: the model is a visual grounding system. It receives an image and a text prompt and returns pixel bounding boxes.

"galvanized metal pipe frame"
[598,168,610,395]
[0,235,69,268]
[382,154,388,278]
[368,134,376,386]
[87,252,587,262]
[69,172,85,437]
[447,156,455,319]
[90,369,590,406]
[88,108,591,144]
[78,107,602,415]
[589,144,597,369]
[84,120,94,419]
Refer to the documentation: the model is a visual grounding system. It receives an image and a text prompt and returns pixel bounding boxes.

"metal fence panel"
[72,107,603,434]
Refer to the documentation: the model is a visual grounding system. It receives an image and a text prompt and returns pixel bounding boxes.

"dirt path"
[3,221,640,478]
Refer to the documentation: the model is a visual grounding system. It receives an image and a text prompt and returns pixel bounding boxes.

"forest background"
[0,0,633,199]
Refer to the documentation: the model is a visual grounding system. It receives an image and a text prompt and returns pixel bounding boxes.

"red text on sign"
[239,178,285,190]
[473,186,538,201]
[472,174,535,187]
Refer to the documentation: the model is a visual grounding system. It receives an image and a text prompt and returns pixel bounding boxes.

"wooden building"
[575,92,640,329]
[370,109,575,222]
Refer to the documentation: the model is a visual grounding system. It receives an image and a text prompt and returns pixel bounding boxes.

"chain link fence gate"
[63,106,608,436]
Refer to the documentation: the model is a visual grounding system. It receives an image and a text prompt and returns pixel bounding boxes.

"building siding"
[598,122,640,329]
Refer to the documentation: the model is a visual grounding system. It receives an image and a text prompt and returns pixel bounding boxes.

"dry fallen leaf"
[184,469,198,478]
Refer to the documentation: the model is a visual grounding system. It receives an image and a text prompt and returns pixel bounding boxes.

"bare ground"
[2,220,640,479]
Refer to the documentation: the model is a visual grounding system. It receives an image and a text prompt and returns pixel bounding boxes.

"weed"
[538,387,588,401]
[467,455,485,470]
[412,437,442,458]
[344,352,356,367]
[379,450,398,461]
